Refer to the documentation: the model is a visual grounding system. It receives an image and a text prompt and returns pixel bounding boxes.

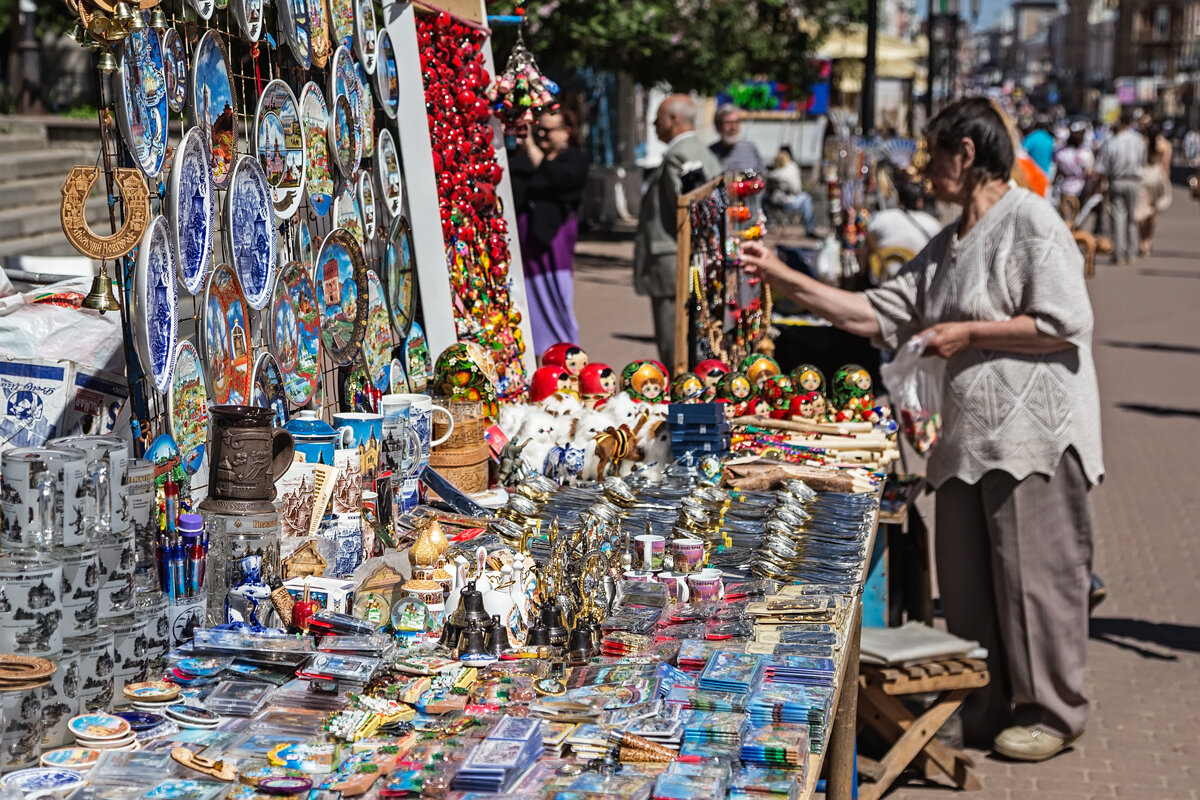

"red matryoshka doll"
[740,354,781,389]
[621,360,669,403]
[695,358,730,400]
[759,375,794,419]
[788,390,825,420]
[671,372,705,404]
[541,342,589,386]
[579,363,618,409]
[530,365,576,404]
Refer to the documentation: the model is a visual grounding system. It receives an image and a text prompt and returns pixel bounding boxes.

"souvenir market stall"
[0,4,926,800]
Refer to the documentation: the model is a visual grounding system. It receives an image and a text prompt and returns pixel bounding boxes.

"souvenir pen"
[165,480,179,534]
[171,533,185,600]
[199,529,208,591]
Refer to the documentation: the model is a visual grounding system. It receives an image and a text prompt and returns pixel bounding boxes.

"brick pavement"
[573,189,1200,798]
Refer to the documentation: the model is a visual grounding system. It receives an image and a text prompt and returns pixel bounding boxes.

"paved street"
[574,188,1200,799]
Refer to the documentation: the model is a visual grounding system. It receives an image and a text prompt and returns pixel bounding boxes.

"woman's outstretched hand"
[740,242,792,287]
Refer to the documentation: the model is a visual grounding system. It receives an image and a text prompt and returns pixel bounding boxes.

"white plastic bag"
[880,331,945,453]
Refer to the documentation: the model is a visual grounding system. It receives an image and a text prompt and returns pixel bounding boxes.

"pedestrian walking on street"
[740,96,1104,763]
[1097,112,1146,264]
[634,94,723,365]
[1136,122,1172,257]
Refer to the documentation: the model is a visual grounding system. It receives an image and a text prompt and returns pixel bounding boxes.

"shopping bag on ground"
[880,331,944,453]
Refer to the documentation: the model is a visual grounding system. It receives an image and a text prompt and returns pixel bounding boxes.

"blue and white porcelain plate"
[333,181,364,247]
[225,155,277,310]
[373,29,398,119]
[1,768,85,794]
[314,227,368,366]
[277,0,312,68]
[162,27,187,114]
[190,30,238,189]
[233,0,265,41]
[353,0,378,74]
[299,82,334,217]
[357,171,377,240]
[134,215,179,395]
[328,47,363,176]
[252,351,288,427]
[356,63,375,158]
[115,27,168,180]
[376,129,402,219]
[168,127,213,295]
[254,79,307,220]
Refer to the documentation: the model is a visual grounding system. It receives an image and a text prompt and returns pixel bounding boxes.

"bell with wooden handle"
[81,264,121,313]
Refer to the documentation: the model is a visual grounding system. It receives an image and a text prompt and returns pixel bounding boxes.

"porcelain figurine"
[578,363,618,408]
[620,361,668,403]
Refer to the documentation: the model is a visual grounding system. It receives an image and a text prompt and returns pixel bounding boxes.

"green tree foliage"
[0,0,77,39]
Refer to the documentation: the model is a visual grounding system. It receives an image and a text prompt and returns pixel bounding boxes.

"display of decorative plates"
[376,129,402,219]
[162,27,187,114]
[308,0,332,68]
[115,27,168,180]
[1,768,86,796]
[187,0,215,19]
[333,181,364,246]
[389,356,408,392]
[296,218,314,271]
[40,748,101,769]
[272,261,321,406]
[329,0,354,50]
[233,0,265,41]
[384,215,416,337]
[314,228,369,366]
[353,0,378,74]
[329,94,360,181]
[169,340,209,474]
[277,0,313,69]
[225,155,277,310]
[201,264,253,405]
[298,82,334,217]
[167,127,214,295]
[361,270,394,393]
[68,715,131,742]
[357,172,377,240]
[404,321,430,393]
[329,47,364,174]
[133,215,179,395]
[190,30,238,189]
[252,352,288,426]
[254,79,307,220]
[374,28,398,119]
[356,63,375,157]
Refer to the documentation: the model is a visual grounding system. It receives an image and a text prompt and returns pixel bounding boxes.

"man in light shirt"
[1096,112,1146,264]
[710,105,765,175]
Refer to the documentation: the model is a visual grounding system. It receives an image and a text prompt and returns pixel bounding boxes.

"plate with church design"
[271,260,322,406]
[190,30,238,189]
[167,127,213,295]
[254,80,307,220]
[313,228,368,367]
[299,82,333,217]
[361,270,394,393]
[252,352,288,427]
[224,155,277,310]
[115,26,168,180]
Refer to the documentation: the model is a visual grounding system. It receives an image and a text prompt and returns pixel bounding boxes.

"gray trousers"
[650,296,676,367]
[1107,178,1141,262]
[935,450,1093,741]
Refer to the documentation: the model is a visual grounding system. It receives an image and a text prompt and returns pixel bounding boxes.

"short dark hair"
[925,97,1014,183]
[1118,111,1134,128]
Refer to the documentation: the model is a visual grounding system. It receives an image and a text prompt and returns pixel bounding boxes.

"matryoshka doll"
[579,363,618,409]
[541,343,589,388]
[621,360,669,403]
[433,342,499,419]
[671,372,705,404]
[759,374,794,419]
[790,363,826,395]
[530,365,576,404]
[740,354,781,389]
[715,371,753,405]
[788,390,825,420]
[830,363,879,423]
[695,358,730,401]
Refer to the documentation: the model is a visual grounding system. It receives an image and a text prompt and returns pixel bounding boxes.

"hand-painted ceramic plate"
[376,129,402,219]
[254,80,306,220]
[68,714,131,741]
[225,155,277,310]
[162,27,187,114]
[389,357,408,392]
[294,218,314,272]
[122,680,179,699]
[115,27,168,180]
[314,228,369,366]
[362,270,394,393]
[357,172,377,240]
[1,768,86,795]
[39,748,101,769]
[114,711,166,732]
[169,339,209,475]
[175,657,227,677]
[404,321,430,393]
[329,0,354,50]
[272,261,321,406]
[252,352,288,426]
[355,63,375,157]
[168,126,214,295]
[233,0,265,41]
[333,182,364,247]
[164,704,220,726]
[384,215,415,337]
[307,0,332,68]
[299,82,333,217]
[190,31,238,189]
[328,47,363,174]
[133,215,179,395]
[277,0,312,69]
[187,0,214,19]
[374,28,398,119]
[329,95,360,182]
[353,0,378,74]
[201,264,253,405]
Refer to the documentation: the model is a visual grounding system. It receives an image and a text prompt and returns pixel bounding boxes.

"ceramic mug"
[687,569,724,604]
[671,537,706,575]
[622,570,655,583]
[634,534,666,571]
[656,571,690,603]
[333,412,385,484]
[381,394,448,513]
[286,410,352,467]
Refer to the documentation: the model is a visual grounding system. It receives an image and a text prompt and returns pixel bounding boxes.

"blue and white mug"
[333,412,384,483]
[381,394,451,513]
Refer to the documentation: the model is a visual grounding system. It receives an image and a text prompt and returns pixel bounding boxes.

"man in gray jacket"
[634,94,724,365]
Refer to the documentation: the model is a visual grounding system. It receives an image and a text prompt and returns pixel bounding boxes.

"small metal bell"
[113,3,134,27]
[459,580,490,627]
[526,619,551,647]
[150,8,168,29]
[81,265,121,313]
[96,51,118,73]
[458,618,488,656]
[127,10,147,30]
[487,615,510,656]
[438,619,462,649]
[566,625,594,659]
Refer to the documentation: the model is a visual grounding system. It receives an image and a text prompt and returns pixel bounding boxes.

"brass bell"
[128,9,147,31]
[81,265,121,313]
[69,21,86,43]
[114,3,135,27]
[96,50,118,72]
[150,8,168,29]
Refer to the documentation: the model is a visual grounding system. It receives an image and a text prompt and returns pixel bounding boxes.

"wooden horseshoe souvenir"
[60,165,150,260]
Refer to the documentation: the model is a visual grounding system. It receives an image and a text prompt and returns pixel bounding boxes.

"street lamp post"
[16,0,43,114]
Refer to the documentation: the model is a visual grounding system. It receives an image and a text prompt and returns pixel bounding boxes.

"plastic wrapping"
[880,331,945,453]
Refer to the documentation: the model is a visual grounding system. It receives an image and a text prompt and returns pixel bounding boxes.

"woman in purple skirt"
[511,108,590,356]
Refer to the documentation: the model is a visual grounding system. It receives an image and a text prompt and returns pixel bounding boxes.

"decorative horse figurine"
[593,424,642,480]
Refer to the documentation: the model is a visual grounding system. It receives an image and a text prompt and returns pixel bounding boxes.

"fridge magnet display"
[254,79,307,220]
[272,261,322,406]
[299,82,334,217]
[133,215,179,395]
[115,26,168,180]
[314,228,369,366]
[167,127,214,296]
[201,264,253,406]
[225,155,277,310]
[190,30,238,189]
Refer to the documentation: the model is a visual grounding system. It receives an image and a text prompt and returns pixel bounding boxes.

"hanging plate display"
[254,79,307,220]
[298,82,334,217]
[277,0,312,69]
[376,128,402,219]
[162,28,187,114]
[353,0,378,74]
[233,0,265,42]
[252,352,288,426]
[333,182,364,247]
[169,340,209,475]
[357,171,377,240]
[190,30,238,189]
[362,270,393,393]
[293,218,314,273]
[404,321,430,393]
[224,155,277,311]
[328,47,363,174]
[133,215,179,395]
[114,27,168,180]
[308,0,332,68]
[384,215,415,337]
[187,0,214,19]
[167,127,214,296]
[356,63,375,157]
[201,264,253,405]
[329,95,360,181]
[328,0,354,50]
[271,260,322,406]
[373,28,398,119]
[314,228,368,366]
